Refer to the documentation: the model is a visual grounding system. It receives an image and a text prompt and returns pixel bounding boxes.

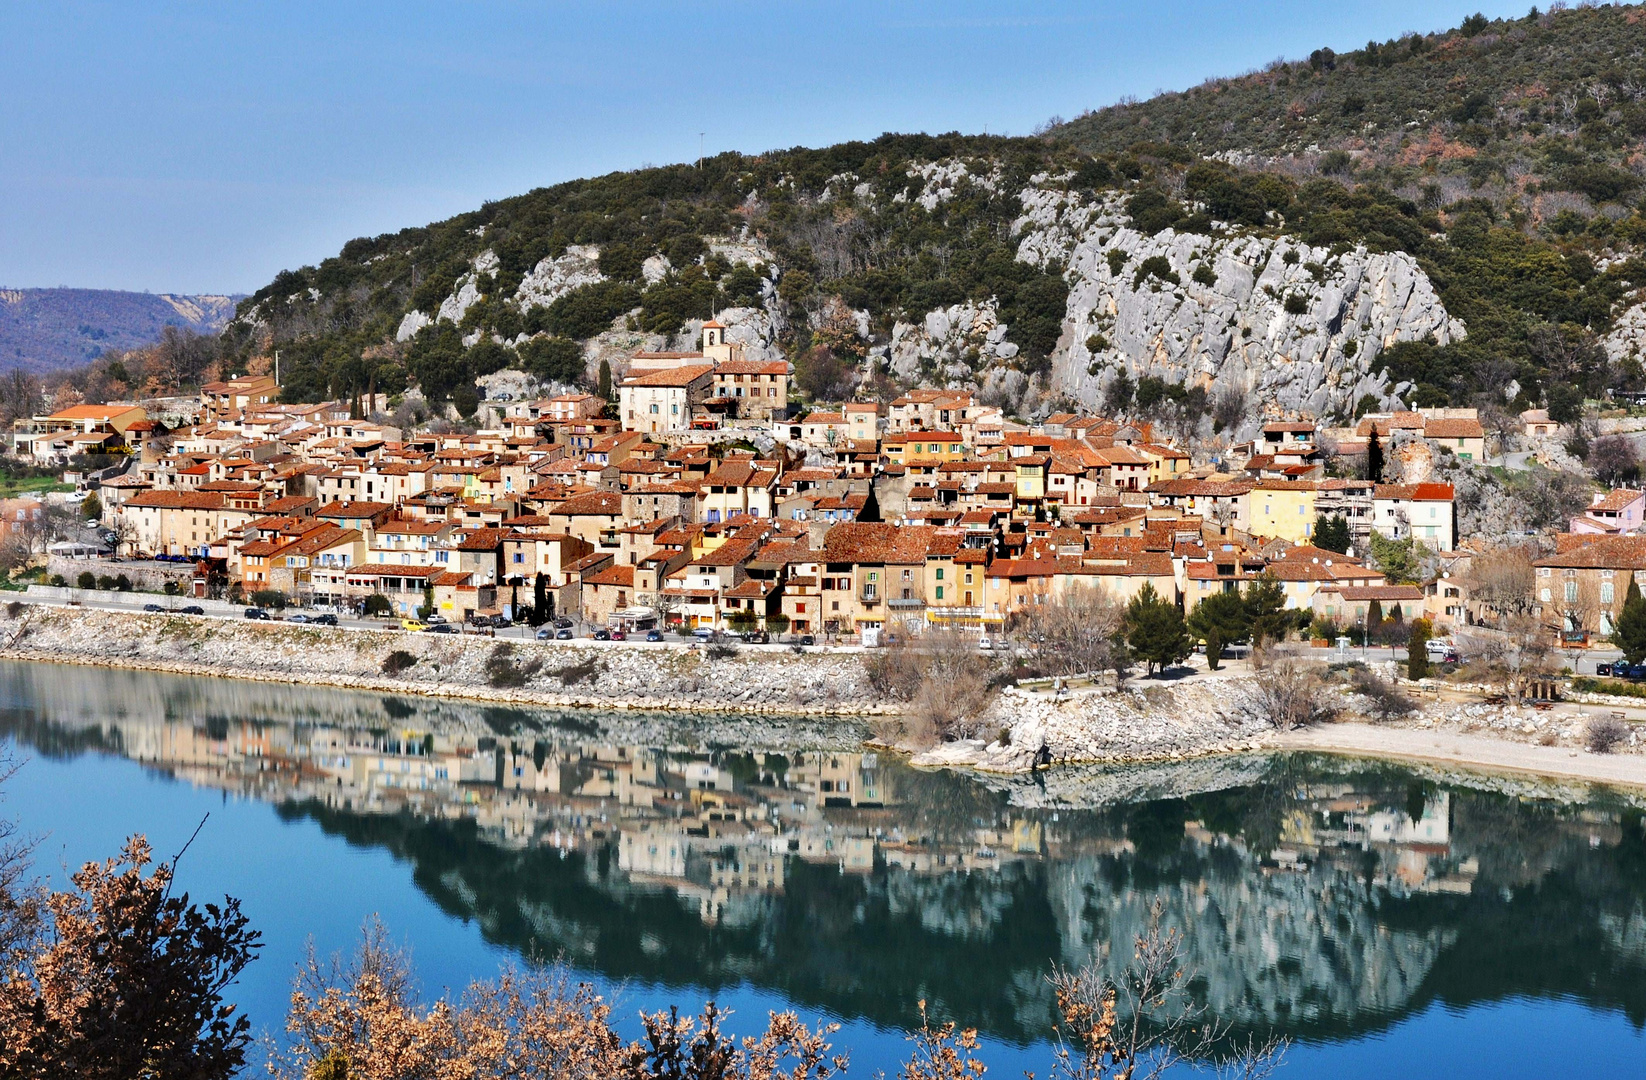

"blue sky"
[0,1,1529,295]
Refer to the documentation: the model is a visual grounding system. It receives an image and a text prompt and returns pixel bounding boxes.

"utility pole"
[274,350,280,385]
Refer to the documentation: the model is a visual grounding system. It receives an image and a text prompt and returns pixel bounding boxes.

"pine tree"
[1313,513,1350,554]
[1125,583,1192,675]
[1366,428,1384,483]
[1244,573,1290,646]
[1612,576,1646,664]
[1186,590,1248,670]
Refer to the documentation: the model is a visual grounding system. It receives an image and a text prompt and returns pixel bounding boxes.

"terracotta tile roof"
[621,364,714,387]
[1373,483,1454,502]
[1323,585,1425,601]
[583,564,635,587]
[1591,489,1644,512]
[1424,417,1485,439]
[124,491,226,510]
[548,491,622,517]
[1537,536,1646,569]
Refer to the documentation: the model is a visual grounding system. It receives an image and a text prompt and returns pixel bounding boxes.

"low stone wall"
[42,558,195,594]
[24,585,241,614]
[0,605,884,715]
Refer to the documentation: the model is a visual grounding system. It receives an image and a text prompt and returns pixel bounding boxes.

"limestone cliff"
[1014,187,1463,421]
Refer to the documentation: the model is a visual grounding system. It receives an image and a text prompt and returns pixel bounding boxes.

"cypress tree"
[1366,428,1384,482]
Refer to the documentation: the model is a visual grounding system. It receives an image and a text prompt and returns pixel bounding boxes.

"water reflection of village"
[132,715,1513,927]
[4,660,1642,1042]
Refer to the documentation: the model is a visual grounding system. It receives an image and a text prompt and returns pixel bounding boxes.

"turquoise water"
[0,660,1643,1076]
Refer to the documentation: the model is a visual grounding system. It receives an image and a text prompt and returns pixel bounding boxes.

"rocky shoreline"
[0,606,886,717]
[6,606,1645,789]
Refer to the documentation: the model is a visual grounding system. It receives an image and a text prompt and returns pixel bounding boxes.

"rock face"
[1601,294,1646,365]
[515,244,604,311]
[1015,189,1464,425]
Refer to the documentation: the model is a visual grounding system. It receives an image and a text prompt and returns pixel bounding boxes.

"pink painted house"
[1572,489,1646,534]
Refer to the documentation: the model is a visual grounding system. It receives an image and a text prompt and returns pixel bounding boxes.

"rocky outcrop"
[1015,189,1464,426]
[912,678,1275,774]
[515,244,604,310]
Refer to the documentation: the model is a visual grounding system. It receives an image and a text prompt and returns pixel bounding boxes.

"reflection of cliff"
[2,661,1645,1043]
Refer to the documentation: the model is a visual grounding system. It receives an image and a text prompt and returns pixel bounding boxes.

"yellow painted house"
[883,430,966,467]
[1249,480,1319,542]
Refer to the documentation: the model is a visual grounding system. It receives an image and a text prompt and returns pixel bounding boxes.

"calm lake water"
[0,659,1643,1077]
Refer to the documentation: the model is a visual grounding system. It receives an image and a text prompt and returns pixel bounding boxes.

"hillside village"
[5,318,1642,662]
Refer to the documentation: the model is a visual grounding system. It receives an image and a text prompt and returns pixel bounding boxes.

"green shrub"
[382,650,418,676]
[1133,256,1180,289]
[76,572,96,590]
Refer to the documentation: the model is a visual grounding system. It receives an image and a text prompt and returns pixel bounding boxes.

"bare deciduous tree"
[1463,544,1538,626]
[864,629,996,745]
[1250,654,1336,729]
[1014,585,1129,682]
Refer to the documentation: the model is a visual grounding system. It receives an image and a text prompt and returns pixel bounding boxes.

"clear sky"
[0,1,1530,296]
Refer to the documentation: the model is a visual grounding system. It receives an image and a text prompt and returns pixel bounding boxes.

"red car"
[609,629,627,641]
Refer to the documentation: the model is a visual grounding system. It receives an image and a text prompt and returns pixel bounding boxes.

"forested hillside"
[211,3,1646,430]
[0,288,237,373]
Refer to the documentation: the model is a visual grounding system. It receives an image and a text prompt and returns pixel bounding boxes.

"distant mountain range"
[0,288,242,373]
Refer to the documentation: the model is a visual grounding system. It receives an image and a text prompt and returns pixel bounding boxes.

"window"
[1540,587,1551,603]
[935,567,945,580]
[649,404,659,414]
[1603,582,1615,604]
[1564,581,1578,603]
[901,569,912,581]
[935,586,944,600]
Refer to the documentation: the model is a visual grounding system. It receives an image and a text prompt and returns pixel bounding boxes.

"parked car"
[645,629,663,642]
[425,623,459,634]
[142,603,163,612]
[744,630,770,644]
[1424,639,1460,664]
[425,612,447,624]
[400,618,426,632]
[535,628,553,640]
[287,613,310,623]
[553,617,573,629]
[610,629,627,641]
[178,605,204,616]
[555,628,574,639]
[592,629,611,641]
[1597,663,1614,677]
[691,627,715,641]
[312,613,338,626]
[493,616,513,629]
[244,608,271,620]
[799,634,816,646]
[1630,664,1646,681]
